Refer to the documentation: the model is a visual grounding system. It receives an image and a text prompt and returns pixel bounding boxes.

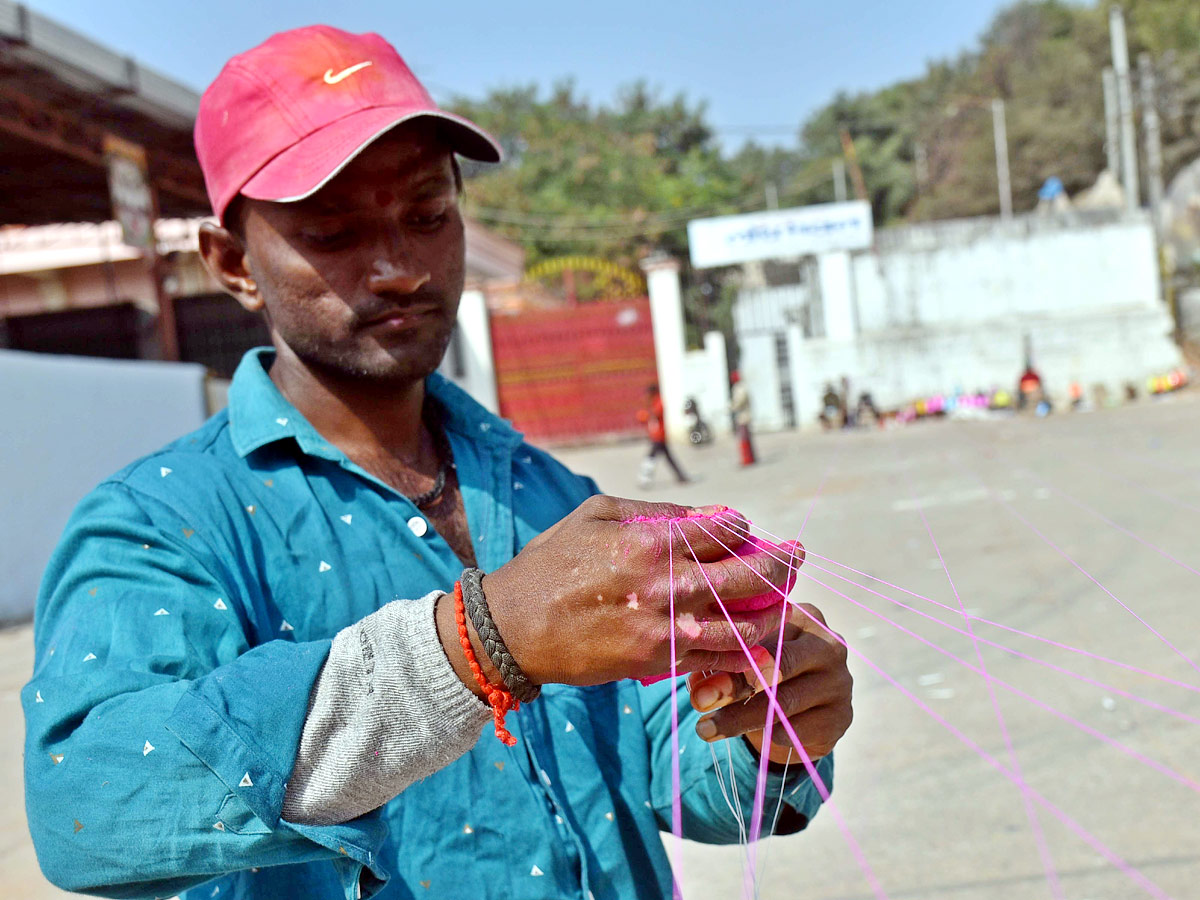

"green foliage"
[448,81,744,271]
[449,0,1200,270]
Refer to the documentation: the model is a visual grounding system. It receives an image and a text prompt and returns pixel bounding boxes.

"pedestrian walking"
[637,383,690,486]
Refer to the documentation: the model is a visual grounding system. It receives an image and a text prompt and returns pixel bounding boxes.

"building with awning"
[0,0,523,375]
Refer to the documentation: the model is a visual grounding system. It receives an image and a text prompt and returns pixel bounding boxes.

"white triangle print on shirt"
[279,621,294,632]
[318,561,332,573]
[340,514,352,524]
[238,772,253,788]
[35,690,43,703]
[530,865,544,877]
[82,652,97,662]
[564,721,575,733]
[160,467,172,478]
[153,608,169,616]
[275,417,288,426]
[143,741,155,756]
[213,599,228,611]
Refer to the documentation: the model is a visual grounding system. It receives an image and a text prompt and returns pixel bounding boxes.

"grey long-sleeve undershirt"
[281,591,492,826]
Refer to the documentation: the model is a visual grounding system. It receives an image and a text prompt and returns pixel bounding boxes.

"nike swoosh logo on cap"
[323,61,373,84]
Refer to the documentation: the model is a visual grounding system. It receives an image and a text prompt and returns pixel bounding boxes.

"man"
[637,383,689,486]
[729,370,755,466]
[24,26,852,900]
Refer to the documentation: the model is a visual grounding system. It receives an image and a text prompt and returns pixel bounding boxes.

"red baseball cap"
[195,25,502,223]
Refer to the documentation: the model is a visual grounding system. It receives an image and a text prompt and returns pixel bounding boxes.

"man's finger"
[590,496,749,563]
[672,603,785,657]
[668,507,750,562]
[682,542,799,611]
[686,666,756,713]
[583,494,691,524]
[750,627,847,692]
[768,703,855,756]
[696,665,852,742]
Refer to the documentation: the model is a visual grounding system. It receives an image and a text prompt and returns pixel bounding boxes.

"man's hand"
[464,496,801,687]
[686,602,853,765]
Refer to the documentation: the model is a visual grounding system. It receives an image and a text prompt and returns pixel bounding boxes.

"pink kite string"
[945,453,1200,677]
[667,518,684,900]
[673,521,892,900]
[1088,437,1200,480]
[1015,466,1200,581]
[1076,456,1200,516]
[726,518,1200,696]
[689,519,1173,900]
[706,517,1200,724]
[700,517,1200,789]
[795,556,1200,726]
[741,468,831,899]
[784,575,1173,900]
[904,471,1063,899]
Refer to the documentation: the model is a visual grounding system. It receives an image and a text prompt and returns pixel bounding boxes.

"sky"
[27,0,1011,151]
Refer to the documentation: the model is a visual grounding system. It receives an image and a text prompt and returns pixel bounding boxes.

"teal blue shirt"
[24,348,831,900]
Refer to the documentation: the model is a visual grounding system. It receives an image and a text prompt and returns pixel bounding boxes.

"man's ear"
[198,222,263,312]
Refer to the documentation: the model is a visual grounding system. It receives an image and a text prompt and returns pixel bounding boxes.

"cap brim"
[240,105,502,205]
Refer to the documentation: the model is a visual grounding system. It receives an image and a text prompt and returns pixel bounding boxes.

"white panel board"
[688,201,873,268]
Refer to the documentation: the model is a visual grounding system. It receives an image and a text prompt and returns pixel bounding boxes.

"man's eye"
[302,228,354,248]
[409,211,448,231]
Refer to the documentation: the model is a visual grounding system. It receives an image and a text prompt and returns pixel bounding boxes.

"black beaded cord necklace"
[407,401,454,510]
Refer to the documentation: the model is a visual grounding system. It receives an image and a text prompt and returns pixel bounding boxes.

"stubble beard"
[269,301,458,387]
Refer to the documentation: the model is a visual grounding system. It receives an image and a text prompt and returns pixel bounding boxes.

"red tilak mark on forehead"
[374,189,394,208]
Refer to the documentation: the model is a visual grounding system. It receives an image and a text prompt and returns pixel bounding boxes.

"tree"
[448,81,745,271]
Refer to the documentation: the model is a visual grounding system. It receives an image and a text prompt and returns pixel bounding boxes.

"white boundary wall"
[0,352,208,623]
[680,331,731,437]
[736,211,1182,428]
[440,288,499,413]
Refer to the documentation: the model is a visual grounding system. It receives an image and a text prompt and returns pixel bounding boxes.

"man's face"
[238,123,466,382]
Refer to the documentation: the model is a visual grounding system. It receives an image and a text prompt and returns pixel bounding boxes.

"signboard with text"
[103,134,157,251]
[687,200,873,268]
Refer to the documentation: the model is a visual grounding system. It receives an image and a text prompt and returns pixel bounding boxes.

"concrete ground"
[4,393,1200,899]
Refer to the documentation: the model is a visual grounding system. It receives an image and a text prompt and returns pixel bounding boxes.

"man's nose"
[367,257,431,295]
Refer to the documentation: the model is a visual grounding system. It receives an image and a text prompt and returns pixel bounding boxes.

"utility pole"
[1102,67,1119,174]
[838,129,869,202]
[1109,5,1140,210]
[832,158,848,203]
[1138,52,1165,230]
[991,99,1013,219]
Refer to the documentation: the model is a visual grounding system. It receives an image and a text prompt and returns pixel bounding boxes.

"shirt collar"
[228,347,522,460]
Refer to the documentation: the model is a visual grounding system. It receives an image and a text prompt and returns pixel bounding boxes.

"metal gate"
[490,298,657,444]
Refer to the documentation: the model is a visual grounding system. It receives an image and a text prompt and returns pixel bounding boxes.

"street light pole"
[991,98,1013,220]
[832,158,848,203]
[1110,5,1140,211]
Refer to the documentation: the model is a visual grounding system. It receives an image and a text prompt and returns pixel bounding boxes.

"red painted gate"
[489,298,657,444]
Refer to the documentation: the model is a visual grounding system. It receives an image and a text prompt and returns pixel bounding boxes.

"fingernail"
[693,684,721,712]
[696,718,721,741]
[748,646,776,693]
[696,681,720,710]
[691,505,728,518]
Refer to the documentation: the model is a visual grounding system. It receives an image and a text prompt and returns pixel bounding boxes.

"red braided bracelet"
[454,581,519,746]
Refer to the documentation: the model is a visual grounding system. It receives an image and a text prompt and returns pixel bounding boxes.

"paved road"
[4,394,1199,899]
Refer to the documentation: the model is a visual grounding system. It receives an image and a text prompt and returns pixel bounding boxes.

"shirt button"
[407,516,429,537]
